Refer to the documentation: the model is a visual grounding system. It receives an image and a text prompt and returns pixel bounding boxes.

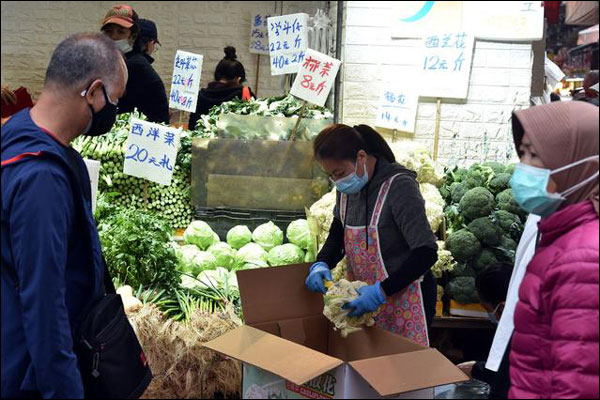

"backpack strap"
[242,86,251,101]
[1,151,42,167]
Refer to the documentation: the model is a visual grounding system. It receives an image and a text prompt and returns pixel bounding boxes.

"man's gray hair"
[44,33,122,91]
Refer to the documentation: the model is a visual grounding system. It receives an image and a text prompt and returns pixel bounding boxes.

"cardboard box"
[449,300,489,318]
[204,264,468,399]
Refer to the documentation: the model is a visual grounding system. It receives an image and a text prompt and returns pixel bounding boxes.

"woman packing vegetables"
[306,124,438,346]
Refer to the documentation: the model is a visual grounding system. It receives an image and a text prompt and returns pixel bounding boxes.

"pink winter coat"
[510,200,599,399]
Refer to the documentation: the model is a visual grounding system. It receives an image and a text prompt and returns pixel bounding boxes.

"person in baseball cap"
[136,19,161,59]
[101,4,139,55]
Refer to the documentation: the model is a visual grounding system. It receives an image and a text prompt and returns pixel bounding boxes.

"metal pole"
[333,0,344,123]
[255,54,260,97]
[433,98,442,162]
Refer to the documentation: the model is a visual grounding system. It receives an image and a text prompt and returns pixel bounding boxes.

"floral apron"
[340,174,429,346]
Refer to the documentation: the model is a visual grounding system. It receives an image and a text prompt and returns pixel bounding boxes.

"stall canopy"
[578,24,599,45]
[565,1,599,26]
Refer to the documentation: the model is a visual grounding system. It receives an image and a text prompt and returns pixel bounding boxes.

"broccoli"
[452,262,477,278]
[467,217,503,246]
[446,229,482,262]
[446,277,480,304]
[472,249,499,271]
[493,210,522,232]
[439,185,451,203]
[482,161,506,175]
[465,164,495,188]
[450,182,469,204]
[453,167,468,183]
[493,236,518,263]
[488,173,512,194]
[496,189,527,219]
[505,163,517,175]
[459,187,496,221]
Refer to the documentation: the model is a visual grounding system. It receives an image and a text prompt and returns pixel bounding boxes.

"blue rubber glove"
[305,262,332,294]
[342,281,386,317]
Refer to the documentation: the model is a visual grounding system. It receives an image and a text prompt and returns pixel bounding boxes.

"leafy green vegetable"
[472,249,499,271]
[488,173,512,194]
[286,219,311,250]
[496,189,527,219]
[465,164,495,189]
[267,243,305,266]
[467,217,503,246]
[207,242,237,270]
[447,277,479,304]
[482,161,507,175]
[446,229,482,262]
[97,206,179,291]
[184,220,219,250]
[226,225,252,250]
[252,221,284,251]
[450,182,469,204]
[235,243,269,268]
[459,187,495,221]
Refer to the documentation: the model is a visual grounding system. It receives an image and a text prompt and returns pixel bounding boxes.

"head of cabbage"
[286,219,311,250]
[236,242,268,269]
[208,242,237,270]
[252,222,284,251]
[197,267,238,290]
[226,225,252,250]
[184,221,218,250]
[177,245,202,275]
[267,243,305,267]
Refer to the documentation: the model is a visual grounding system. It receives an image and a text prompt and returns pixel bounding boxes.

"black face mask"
[84,84,118,137]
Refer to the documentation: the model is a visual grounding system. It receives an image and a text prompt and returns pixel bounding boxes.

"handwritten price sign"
[169,50,203,112]
[267,13,308,75]
[290,49,341,106]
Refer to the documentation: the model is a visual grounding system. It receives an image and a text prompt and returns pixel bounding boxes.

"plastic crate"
[195,206,306,241]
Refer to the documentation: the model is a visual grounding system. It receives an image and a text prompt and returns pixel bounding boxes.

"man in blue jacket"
[1,33,127,399]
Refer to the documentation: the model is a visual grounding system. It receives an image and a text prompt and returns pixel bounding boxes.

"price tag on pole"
[290,49,341,107]
[249,12,271,55]
[169,50,203,112]
[267,13,309,75]
[123,118,181,186]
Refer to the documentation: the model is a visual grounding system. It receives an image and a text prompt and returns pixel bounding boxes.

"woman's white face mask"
[114,39,133,54]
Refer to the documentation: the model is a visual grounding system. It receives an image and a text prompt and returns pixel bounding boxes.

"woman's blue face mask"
[510,155,599,217]
[332,158,369,195]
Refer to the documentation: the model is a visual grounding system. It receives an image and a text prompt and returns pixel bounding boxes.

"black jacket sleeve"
[381,246,437,297]
[316,217,345,268]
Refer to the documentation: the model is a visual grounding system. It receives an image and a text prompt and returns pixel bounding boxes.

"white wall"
[0,1,327,100]
[340,1,534,167]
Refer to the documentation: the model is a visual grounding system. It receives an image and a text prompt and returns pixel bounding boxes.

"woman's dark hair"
[214,46,246,83]
[313,124,396,163]
[475,262,513,306]
[133,35,152,54]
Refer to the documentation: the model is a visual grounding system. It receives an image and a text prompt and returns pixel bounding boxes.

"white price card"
[267,13,308,75]
[123,118,181,186]
[290,49,341,107]
[169,50,203,112]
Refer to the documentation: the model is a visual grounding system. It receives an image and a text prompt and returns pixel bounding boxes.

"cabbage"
[252,221,284,251]
[226,225,252,250]
[183,220,218,250]
[304,248,316,263]
[267,243,305,266]
[286,219,311,250]
[198,267,238,290]
[177,245,202,274]
[207,242,237,270]
[194,251,217,271]
[180,274,201,290]
[236,243,269,268]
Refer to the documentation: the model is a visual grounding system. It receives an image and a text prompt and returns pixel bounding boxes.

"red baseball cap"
[101,4,137,29]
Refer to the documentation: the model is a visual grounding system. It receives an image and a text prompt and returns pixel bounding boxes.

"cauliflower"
[331,257,348,282]
[323,279,377,338]
[431,241,457,279]
[309,188,337,250]
[446,229,482,262]
[390,143,443,187]
[467,217,503,246]
[420,183,445,233]
[459,187,496,221]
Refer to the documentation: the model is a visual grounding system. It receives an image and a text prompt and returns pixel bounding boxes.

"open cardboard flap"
[349,349,469,397]
[204,325,343,386]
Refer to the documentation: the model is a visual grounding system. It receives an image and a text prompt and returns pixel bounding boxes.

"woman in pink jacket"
[508,101,599,399]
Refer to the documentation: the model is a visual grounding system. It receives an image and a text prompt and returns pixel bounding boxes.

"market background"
[1,0,536,167]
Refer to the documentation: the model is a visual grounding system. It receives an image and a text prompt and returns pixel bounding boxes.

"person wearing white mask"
[101,5,169,124]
